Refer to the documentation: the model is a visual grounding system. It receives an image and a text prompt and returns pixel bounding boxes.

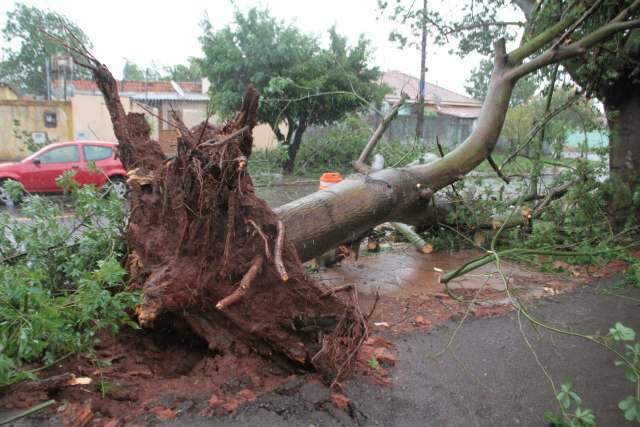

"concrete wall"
[0,100,72,161]
[0,86,18,101]
[72,94,158,142]
[373,113,476,149]
[158,100,208,154]
[253,124,280,150]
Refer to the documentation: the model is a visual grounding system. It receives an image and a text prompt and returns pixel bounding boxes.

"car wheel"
[106,176,129,198]
[0,179,21,207]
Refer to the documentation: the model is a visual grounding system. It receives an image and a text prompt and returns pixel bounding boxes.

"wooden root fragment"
[321,283,354,298]
[275,220,289,282]
[216,255,264,310]
[248,219,271,259]
[200,125,250,147]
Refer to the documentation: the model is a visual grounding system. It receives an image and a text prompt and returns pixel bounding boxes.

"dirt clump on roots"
[91,62,367,384]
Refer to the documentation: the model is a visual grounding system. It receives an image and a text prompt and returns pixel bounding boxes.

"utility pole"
[45,58,52,100]
[415,0,427,141]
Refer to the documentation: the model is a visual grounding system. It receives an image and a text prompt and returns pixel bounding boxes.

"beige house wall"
[72,94,159,142]
[0,100,72,161]
[157,100,208,154]
[252,122,288,151]
[72,93,278,153]
[0,85,18,101]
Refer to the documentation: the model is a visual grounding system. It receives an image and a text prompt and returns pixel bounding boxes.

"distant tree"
[122,61,145,81]
[200,8,387,173]
[501,89,604,157]
[0,3,92,96]
[465,58,537,106]
[161,58,203,81]
[122,60,162,81]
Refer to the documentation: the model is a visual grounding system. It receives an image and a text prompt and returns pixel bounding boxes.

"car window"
[38,146,80,164]
[83,145,113,161]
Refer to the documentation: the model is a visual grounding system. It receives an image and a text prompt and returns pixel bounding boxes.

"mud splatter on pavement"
[313,243,624,334]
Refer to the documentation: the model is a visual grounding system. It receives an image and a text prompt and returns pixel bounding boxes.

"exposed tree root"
[216,255,264,310]
[275,220,289,282]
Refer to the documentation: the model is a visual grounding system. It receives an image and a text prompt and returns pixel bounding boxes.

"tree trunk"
[604,83,640,225]
[282,117,308,174]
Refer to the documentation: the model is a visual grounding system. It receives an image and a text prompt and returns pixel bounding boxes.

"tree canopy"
[200,8,387,173]
[122,58,203,81]
[161,58,203,81]
[379,0,640,220]
[122,60,156,81]
[0,3,92,96]
[501,88,604,155]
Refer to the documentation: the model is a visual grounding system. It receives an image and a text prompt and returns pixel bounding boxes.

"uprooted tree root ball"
[88,61,367,385]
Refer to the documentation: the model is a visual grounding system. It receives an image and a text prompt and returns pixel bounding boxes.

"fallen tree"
[61,3,637,383]
[278,3,640,260]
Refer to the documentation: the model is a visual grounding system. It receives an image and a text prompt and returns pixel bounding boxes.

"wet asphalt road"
[167,277,639,427]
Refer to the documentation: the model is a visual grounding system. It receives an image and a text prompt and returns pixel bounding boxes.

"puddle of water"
[313,244,580,299]
[256,182,318,208]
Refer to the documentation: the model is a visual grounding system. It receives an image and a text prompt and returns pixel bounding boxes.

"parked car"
[0,141,128,206]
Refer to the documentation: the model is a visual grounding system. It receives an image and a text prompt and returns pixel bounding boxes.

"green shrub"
[251,114,431,177]
[0,173,137,386]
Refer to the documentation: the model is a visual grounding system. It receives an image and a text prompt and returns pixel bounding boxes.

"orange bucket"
[319,172,343,190]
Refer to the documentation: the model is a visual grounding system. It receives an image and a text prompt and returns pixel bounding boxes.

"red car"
[0,141,128,206]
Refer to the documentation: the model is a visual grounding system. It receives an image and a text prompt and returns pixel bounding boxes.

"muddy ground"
[0,246,636,426]
[165,275,639,427]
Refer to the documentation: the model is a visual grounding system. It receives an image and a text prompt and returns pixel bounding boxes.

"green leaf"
[609,322,636,341]
[94,257,125,285]
[618,396,640,422]
[574,407,595,426]
[367,357,380,370]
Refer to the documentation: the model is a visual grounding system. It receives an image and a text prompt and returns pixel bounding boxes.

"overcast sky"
[0,0,516,96]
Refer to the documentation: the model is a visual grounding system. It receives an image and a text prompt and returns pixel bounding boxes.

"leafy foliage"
[200,8,387,172]
[121,58,203,81]
[544,381,595,427]
[0,174,136,386]
[608,323,640,422]
[161,58,203,81]
[501,89,604,157]
[250,114,429,179]
[122,60,160,81]
[621,259,640,288]
[0,3,92,95]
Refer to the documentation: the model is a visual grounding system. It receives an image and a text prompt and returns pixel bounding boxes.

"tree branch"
[508,9,580,64]
[507,19,640,80]
[443,21,526,36]
[353,93,409,173]
[487,155,510,184]
[550,0,604,50]
[500,91,581,169]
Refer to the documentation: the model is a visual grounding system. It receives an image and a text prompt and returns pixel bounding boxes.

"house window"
[44,111,57,128]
